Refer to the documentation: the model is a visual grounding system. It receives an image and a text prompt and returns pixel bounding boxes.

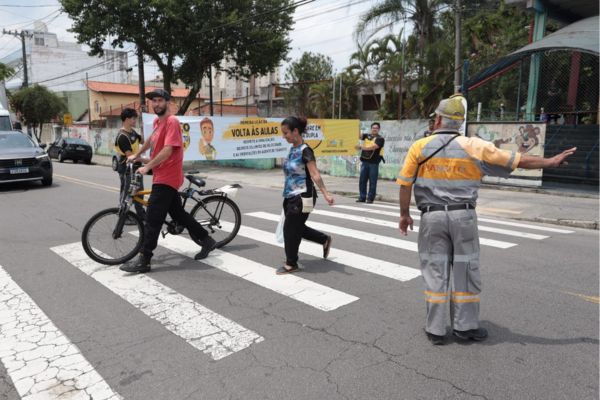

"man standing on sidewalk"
[355,122,385,203]
[120,89,216,273]
[397,96,576,345]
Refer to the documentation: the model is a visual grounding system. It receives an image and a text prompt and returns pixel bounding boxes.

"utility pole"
[208,65,214,116]
[3,29,33,88]
[137,47,145,113]
[454,0,462,92]
[86,72,91,130]
[331,75,336,119]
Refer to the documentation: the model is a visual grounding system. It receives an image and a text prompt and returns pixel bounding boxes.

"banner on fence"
[142,114,359,161]
[468,122,546,186]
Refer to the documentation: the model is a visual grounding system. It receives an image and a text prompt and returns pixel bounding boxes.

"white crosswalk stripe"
[149,233,360,311]
[364,202,574,234]
[313,209,521,247]
[332,205,549,240]
[51,242,264,361]
[246,211,516,250]
[217,221,421,282]
[247,211,420,251]
[0,265,121,400]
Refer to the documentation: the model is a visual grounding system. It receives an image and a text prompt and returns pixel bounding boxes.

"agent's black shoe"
[356,198,366,203]
[453,328,488,341]
[366,199,374,204]
[323,236,332,259]
[426,331,446,345]
[120,254,151,273]
[195,236,217,260]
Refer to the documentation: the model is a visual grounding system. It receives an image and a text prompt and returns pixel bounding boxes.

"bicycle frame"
[122,164,242,237]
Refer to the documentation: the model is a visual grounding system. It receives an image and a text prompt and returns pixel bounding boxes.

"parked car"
[0,131,53,186]
[47,137,93,164]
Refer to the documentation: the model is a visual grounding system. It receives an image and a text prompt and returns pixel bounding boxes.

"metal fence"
[467,50,598,124]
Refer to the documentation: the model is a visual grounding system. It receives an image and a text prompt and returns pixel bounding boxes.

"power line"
[44,65,136,89]
[33,49,135,84]
[0,4,57,6]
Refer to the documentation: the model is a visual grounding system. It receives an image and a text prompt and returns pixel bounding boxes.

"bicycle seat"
[186,174,206,187]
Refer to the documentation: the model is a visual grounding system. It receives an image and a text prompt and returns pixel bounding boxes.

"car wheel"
[111,156,118,171]
[85,158,92,165]
[58,151,65,163]
[41,176,53,186]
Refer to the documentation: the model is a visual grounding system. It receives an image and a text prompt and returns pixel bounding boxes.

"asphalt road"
[0,162,598,400]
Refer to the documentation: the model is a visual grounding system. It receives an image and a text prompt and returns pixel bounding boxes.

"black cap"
[145,88,171,101]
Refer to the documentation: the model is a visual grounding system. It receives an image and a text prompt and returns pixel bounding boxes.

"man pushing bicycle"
[120,88,217,273]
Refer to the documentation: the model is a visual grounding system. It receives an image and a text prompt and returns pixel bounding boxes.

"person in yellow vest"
[115,108,146,221]
[397,96,576,345]
[355,122,385,203]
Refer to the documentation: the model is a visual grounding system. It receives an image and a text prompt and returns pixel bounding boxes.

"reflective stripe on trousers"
[418,208,482,336]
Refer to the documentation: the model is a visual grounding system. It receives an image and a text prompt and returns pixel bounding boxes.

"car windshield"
[65,138,89,145]
[0,133,35,149]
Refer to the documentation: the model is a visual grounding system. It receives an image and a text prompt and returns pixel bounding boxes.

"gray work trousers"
[418,208,482,336]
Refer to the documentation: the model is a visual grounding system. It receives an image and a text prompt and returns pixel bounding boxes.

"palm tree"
[356,0,447,59]
[348,40,383,109]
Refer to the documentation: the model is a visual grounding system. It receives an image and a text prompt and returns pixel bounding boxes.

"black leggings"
[142,184,209,258]
[283,196,328,267]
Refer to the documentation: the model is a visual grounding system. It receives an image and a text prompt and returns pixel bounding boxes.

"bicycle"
[81,164,242,265]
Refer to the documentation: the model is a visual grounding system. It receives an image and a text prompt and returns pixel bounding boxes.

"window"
[34,37,45,46]
[362,94,381,111]
[94,101,99,113]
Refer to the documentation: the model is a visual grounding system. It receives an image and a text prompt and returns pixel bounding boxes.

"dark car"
[0,131,53,186]
[47,137,93,164]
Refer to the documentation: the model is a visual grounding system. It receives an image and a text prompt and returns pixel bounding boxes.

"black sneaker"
[195,236,217,260]
[356,198,366,203]
[366,199,374,204]
[120,254,151,273]
[453,328,488,341]
[426,331,446,345]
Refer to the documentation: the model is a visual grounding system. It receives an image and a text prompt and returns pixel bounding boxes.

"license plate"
[76,146,85,150]
[10,167,29,174]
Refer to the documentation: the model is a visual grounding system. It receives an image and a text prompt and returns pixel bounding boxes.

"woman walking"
[277,116,335,275]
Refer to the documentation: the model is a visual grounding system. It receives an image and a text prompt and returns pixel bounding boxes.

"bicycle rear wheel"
[190,196,241,248]
[81,207,145,265]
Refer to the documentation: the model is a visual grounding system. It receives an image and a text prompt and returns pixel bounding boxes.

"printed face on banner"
[142,114,360,161]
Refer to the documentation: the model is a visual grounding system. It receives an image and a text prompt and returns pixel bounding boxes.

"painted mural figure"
[199,117,217,160]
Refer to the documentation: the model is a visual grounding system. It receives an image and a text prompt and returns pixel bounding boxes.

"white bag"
[275,210,285,243]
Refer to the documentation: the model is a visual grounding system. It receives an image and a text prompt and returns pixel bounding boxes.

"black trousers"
[142,184,209,258]
[283,196,328,267]
[118,171,146,219]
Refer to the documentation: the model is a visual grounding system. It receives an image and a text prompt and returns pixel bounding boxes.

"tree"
[60,0,295,114]
[355,0,448,65]
[0,63,14,82]
[10,85,66,142]
[284,52,333,117]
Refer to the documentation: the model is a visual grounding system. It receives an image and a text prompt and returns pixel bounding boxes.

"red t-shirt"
[150,115,183,190]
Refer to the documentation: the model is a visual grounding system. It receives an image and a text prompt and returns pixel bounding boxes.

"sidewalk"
[92,154,599,230]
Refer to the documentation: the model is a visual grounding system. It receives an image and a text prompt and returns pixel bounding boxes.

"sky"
[0,0,399,84]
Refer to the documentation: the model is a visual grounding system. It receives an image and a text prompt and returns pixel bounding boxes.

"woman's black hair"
[281,116,308,135]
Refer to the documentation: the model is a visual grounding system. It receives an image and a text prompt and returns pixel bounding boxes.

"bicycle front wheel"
[190,196,241,248]
[81,207,145,265]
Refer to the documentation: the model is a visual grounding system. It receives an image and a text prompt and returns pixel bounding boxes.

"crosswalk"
[0,202,574,399]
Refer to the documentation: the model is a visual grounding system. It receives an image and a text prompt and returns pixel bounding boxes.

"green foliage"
[308,71,360,119]
[352,0,535,119]
[284,52,334,117]
[60,0,294,114]
[10,85,66,141]
[0,63,15,82]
